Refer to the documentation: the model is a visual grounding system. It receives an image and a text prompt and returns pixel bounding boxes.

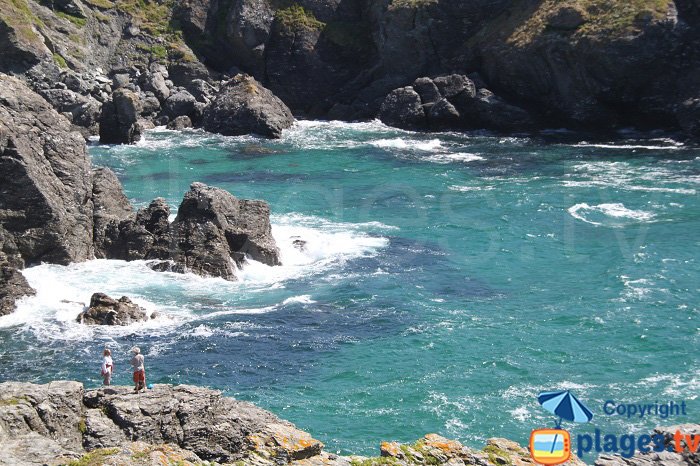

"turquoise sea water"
[1,121,699,457]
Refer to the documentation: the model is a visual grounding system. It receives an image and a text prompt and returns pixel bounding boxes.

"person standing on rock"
[101,349,114,386]
[130,347,146,393]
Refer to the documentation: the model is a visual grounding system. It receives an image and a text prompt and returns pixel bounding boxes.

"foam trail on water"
[568,203,655,226]
[371,138,443,151]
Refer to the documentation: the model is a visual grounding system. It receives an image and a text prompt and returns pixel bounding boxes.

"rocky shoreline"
[0,72,287,316]
[0,380,697,466]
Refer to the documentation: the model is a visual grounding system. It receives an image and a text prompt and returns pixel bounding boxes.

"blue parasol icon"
[537,390,593,428]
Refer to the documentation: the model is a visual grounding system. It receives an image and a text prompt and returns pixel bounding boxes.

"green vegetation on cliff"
[388,0,437,10]
[0,0,44,49]
[506,0,673,45]
[275,4,324,31]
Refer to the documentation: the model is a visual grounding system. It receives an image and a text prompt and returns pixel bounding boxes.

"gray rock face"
[170,182,280,280]
[0,264,35,316]
[0,74,94,266]
[76,292,150,325]
[141,71,170,102]
[203,74,294,138]
[92,167,134,259]
[0,381,325,465]
[0,380,84,465]
[99,88,143,144]
[379,86,426,129]
[163,89,197,119]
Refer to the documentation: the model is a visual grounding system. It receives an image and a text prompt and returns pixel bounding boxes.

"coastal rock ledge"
[1,382,698,466]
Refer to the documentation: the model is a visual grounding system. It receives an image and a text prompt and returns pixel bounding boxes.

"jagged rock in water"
[106,198,172,261]
[76,292,150,325]
[380,74,534,132]
[99,88,143,144]
[379,86,426,130]
[0,74,94,266]
[202,74,294,138]
[0,263,35,316]
[92,167,134,259]
[170,182,280,280]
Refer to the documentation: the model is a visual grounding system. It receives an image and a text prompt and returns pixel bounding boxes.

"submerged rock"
[77,292,150,325]
[202,74,294,138]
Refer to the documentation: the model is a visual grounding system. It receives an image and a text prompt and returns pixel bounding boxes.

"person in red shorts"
[130,346,146,393]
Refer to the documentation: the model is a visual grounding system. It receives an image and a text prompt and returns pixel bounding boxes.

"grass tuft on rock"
[56,11,87,27]
[388,0,437,10]
[275,4,324,31]
[67,448,120,466]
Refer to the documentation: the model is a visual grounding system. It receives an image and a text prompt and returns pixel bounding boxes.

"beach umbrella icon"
[537,390,593,427]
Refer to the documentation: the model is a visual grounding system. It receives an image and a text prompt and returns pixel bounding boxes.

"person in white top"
[101,349,114,386]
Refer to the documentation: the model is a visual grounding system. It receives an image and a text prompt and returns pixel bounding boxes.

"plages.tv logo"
[530,390,594,465]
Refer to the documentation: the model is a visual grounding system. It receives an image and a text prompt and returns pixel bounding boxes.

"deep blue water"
[0,121,698,457]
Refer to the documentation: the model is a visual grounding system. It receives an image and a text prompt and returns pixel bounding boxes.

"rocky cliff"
[1,0,699,138]
[0,74,281,315]
[0,381,698,466]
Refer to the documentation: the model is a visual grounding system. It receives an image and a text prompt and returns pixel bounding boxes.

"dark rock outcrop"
[379,74,534,132]
[0,74,94,266]
[0,263,35,316]
[202,74,294,138]
[96,183,280,280]
[76,292,150,325]
[99,89,143,144]
[379,86,426,130]
[170,182,280,280]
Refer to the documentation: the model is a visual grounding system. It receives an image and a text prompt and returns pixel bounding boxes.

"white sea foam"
[561,160,698,194]
[370,138,443,151]
[0,214,389,340]
[573,142,684,150]
[425,152,485,164]
[282,295,316,305]
[449,185,495,192]
[568,203,655,226]
[238,213,390,285]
